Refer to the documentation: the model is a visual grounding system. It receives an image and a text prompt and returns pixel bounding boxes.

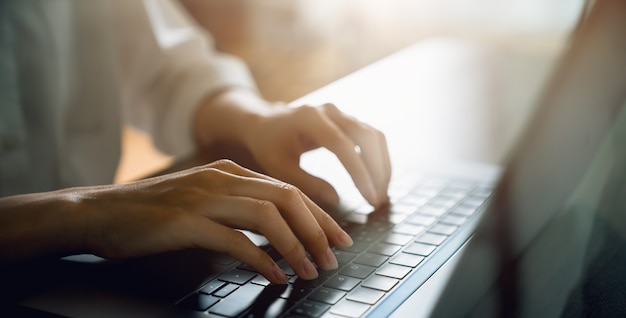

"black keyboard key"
[347,287,385,305]
[404,242,436,256]
[368,242,401,256]
[361,275,399,292]
[280,284,313,302]
[330,299,371,318]
[199,280,226,295]
[251,275,271,286]
[416,232,447,246]
[178,293,220,311]
[209,283,265,317]
[214,283,239,298]
[277,259,296,276]
[390,253,424,267]
[376,264,411,279]
[219,269,256,285]
[354,253,388,267]
[308,287,346,305]
[291,300,330,318]
[324,275,360,291]
[339,263,375,279]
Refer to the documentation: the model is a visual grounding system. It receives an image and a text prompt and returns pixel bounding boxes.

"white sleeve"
[114,0,257,157]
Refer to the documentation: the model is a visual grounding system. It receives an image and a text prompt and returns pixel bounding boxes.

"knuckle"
[212,159,237,169]
[255,200,280,219]
[277,182,302,203]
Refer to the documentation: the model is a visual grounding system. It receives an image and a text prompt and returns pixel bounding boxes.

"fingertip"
[336,230,353,248]
[269,263,289,284]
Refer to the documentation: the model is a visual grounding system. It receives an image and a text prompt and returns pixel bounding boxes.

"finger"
[211,160,352,247]
[196,193,333,278]
[297,107,380,206]
[323,103,392,201]
[190,218,288,284]
[256,160,354,248]
[210,160,353,248]
[195,164,339,273]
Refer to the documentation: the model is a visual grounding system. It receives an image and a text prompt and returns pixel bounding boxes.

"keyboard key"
[177,293,220,311]
[418,205,448,217]
[199,280,226,295]
[376,264,412,279]
[338,241,369,254]
[368,243,401,256]
[382,233,413,246]
[251,275,271,286]
[333,250,358,264]
[416,233,447,246]
[405,214,437,226]
[277,259,296,276]
[347,287,385,305]
[308,287,346,305]
[390,202,418,215]
[280,284,313,302]
[361,275,399,292]
[390,253,424,267]
[392,224,425,236]
[403,243,436,256]
[330,299,371,317]
[429,224,458,236]
[440,214,468,226]
[214,283,239,298]
[292,300,330,318]
[450,205,477,216]
[219,269,256,285]
[324,275,360,291]
[209,283,265,317]
[339,264,375,279]
[354,253,388,267]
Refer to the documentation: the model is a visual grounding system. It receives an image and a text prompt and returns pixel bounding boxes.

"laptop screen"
[431,0,626,316]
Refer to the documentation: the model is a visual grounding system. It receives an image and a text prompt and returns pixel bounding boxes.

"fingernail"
[337,230,353,247]
[321,247,339,270]
[270,264,288,284]
[302,257,319,280]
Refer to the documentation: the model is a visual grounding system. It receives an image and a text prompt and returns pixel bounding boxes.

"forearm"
[0,190,88,263]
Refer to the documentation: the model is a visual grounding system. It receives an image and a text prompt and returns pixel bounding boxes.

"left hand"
[194,89,391,208]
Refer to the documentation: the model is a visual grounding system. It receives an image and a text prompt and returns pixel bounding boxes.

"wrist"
[0,190,89,262]
[192,88,280,149]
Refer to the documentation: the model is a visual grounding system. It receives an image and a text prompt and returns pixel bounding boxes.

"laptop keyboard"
[176,177,494,317]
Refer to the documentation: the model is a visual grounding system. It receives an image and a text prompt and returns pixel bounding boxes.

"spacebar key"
[209,283,265,317]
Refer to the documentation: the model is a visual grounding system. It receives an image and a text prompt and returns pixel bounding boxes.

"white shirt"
[0,0,256,196]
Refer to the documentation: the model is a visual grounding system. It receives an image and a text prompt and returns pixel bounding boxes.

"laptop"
[5,0,626,317]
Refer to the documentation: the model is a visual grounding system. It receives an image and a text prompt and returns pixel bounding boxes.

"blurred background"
[115,0,585,183]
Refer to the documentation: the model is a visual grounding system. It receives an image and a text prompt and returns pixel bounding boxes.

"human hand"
[242,103,391,208]
[0,160,353,284]
[194,89,391,207]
